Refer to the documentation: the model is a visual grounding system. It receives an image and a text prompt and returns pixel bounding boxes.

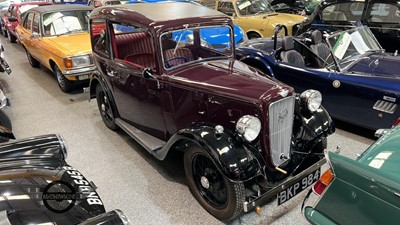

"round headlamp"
[300,90,322,112]
[236,115,261,142]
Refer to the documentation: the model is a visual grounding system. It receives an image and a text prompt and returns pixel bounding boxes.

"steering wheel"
[164,56,189,68]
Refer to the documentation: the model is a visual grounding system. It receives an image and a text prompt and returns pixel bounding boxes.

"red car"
[4,1,52,43]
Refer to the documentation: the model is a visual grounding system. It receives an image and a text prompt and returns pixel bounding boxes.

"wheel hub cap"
[200,176,210,189]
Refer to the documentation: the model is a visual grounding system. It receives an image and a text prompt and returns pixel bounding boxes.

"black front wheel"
[184,145,245,221]
[53,65,73,93]
[0,110,12,142]
[96,84,118,130]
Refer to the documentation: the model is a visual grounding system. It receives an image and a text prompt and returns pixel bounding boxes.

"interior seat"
[164,48,194,68]
[280,36,305,67]
[310,30,333,68]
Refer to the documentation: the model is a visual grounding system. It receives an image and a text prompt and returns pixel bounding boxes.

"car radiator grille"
[268,96,295,167]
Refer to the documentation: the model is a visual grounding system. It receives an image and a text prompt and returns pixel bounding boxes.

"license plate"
[277,169,320,205]
[78,75,89,80]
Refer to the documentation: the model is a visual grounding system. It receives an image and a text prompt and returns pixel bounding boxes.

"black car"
[0,131,130,224]
[296,0,400,53]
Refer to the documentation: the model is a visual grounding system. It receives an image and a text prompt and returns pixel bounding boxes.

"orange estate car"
[17,5,95,93]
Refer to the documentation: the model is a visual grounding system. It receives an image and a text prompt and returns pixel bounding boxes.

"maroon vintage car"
[88,2,334,221]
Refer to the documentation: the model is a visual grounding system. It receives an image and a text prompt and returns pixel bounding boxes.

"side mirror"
[142,68,160,89]
[8,17,17,22]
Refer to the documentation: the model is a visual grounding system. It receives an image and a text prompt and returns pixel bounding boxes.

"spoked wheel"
[184,145,245,221]
[26,49,39,68]
[7,30,16,43]
[53,65,73,93]
[96,84,118,130]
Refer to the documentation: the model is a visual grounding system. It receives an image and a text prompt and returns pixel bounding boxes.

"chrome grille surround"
[268,96,295,167]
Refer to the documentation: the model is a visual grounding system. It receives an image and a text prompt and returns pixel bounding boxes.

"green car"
[303,119,400,225]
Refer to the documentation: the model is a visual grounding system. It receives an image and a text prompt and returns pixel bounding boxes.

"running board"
[115,118,165,152]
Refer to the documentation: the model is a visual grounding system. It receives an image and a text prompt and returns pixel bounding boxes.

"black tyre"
[53,65,73,93]
[1,25,7,37]
[247,32,261,39]
[0,110,12,142]
[96,84,118,130]
[26,49,40,68]
[184,145,245,221]
[7,30,16,43]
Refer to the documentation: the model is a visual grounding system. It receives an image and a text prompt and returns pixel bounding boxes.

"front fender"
[297,105,335,150]
[168,124,261,182]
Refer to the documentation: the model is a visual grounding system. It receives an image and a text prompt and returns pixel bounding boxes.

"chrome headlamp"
[236,115,261,142]
[65,54,92,68]
[300,90,322,112]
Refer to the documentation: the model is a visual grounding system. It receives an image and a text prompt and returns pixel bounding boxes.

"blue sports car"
[236,25,400,130]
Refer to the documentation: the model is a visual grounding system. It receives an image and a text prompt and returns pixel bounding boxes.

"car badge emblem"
[278,89,289,97]
[278,108,288,123]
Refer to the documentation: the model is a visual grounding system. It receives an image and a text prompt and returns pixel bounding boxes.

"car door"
[272,62,332,96]
[28,13,45,62]
[18,13,35,53]
[108,23,167,139]
[323,71,399,129]
[365,2,400,53]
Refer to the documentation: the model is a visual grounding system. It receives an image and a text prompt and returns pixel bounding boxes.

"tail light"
[393,118,400,127]
[312,169,334,196]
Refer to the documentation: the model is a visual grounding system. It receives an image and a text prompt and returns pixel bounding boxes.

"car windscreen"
[236,0,275,16]
[327,26,382,70]
[161,25,233,69]
[42,10,91,36]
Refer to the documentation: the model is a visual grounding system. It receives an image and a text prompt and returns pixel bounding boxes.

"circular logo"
[42,180,76,213]
[332,80,341,88]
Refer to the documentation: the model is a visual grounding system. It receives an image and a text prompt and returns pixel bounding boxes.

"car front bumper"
[243,157,326,212]
[63,66,96,80]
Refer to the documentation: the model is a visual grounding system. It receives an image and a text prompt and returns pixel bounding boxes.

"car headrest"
[282,36,294,51]
[311,30,322,44]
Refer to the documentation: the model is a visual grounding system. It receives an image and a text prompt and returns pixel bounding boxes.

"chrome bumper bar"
[243,157,326,212]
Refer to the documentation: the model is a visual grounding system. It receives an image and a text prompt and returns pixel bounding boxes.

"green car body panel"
[305,125,400,225]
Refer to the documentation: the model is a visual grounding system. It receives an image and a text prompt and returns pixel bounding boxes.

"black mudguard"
[299,106,335,145]
[162,124,261,182]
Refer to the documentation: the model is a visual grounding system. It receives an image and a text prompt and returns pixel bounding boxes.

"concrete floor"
[0,36,375,225]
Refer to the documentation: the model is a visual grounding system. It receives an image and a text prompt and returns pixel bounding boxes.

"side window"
[322,3,364,22]
[23,13,33,30]
[91,18,109,57]
[218,2,235,16]
[32,13,40,35]
[369,4,400,23]
[111,23,155,70]
[11,6,17,17]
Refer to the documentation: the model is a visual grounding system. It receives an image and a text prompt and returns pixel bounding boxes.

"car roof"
[91,2,230,31]
[10,2,53,7]
[27,4,94,14]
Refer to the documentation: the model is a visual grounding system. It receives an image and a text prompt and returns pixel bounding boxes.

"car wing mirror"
[142,68,160,89]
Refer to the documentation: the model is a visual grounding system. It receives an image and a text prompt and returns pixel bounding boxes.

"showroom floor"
[0,36,375,225]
